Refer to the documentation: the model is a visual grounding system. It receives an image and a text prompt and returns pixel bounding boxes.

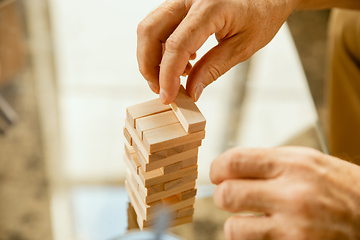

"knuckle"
[206,64,222,82]
[137,19,152,37]
[165,33,183,53]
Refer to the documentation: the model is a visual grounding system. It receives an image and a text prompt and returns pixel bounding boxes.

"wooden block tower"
[123,85,206,229]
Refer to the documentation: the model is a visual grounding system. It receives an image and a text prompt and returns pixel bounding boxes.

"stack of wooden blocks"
[123,85,206,229]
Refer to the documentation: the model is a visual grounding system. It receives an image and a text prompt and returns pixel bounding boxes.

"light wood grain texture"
[126,176,163,217]
[181,156,198,169]
[185,140,202,150]
[170,85,206,133]
[140,148,198,172]
[162,162,182,174]
[130,152,141,174]
[167,140,201,156]
[127,203,139,230]
[139,164,198,188]
[126,177,195,222]
[126,98,171,127]
[177,188,197,201]
[164,173,197,191]
[177,206,194,218]
[143,122,205,153]
[126,118,167,163]
[163,178,183,191]
[136,110,178,139]
[140,215,193,229]
[123,127,132,146]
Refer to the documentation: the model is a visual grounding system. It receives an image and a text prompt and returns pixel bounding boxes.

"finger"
[213,179,278,213]
[224,215,275,240]
[189,52,196,60]
[137,0,190,93]
[186,33,254,102]
[210,148,284,185]
[159,1,225,103]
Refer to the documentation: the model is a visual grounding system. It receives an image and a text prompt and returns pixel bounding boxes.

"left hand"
[210,146,360,240]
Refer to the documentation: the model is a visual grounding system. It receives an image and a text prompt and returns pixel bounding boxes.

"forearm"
[297,0,360,10]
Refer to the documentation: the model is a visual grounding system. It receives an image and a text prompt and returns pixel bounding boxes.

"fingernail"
[147,81,159,93]
[194,83,205,102]
[159,88,167,103]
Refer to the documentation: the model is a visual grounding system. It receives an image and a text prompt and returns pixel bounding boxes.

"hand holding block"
[170,85,206,133]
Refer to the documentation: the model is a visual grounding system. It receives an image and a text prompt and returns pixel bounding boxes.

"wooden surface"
[170,85,206,133]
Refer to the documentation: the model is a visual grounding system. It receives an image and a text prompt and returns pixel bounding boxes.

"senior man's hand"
[137,0,300,104]
[210,147,360,240]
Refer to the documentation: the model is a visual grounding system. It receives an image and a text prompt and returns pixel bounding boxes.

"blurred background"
[0,0,329,239]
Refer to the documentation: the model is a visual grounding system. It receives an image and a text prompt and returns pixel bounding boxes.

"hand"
[137,0,300,104]
[210,147,360,240]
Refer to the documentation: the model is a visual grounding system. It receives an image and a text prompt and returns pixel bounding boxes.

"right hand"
[137,0,301,103]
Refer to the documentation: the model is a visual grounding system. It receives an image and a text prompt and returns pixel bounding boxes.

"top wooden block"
[170,85,206,133]
[126,98,171,127]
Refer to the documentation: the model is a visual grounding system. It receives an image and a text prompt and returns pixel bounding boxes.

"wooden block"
[162,162,182,174]
[147,183,164,195]
[170,85,206,133]
[141,148,198,172]
[143,122,205,153]
[177,206,194,218]
[164,178,183,191]
[177,188,197,201]
[142,181,196,204]
[140,215,193,229]
[125,178,163,219]
[167,144,187,156]
[139,164,198,188]
[126,119,168,163]
[127,176,195,221]
[123,154,149,196]
[127,203,139,230]
[125,180,146,221]
[126,98,171,127]
[130,152,141,174]
[185,140,202,150]
[124,153,165,197]
[164,173,197,191]
[123,127,132,146]
[136,110,179,139]
[181,156,198,169]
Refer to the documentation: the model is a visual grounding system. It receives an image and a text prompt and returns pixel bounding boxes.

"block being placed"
[123,85,206,230]
[170,85,206,133]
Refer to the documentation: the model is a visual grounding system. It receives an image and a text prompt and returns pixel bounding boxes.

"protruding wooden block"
[123,127,132,146]
[127,202,139,230]
[143,122,205,153]
[126,98,171,128]
[177,188,197,201]
[126,119,167,163]
[170,85,206,133]
[136,110,179,139]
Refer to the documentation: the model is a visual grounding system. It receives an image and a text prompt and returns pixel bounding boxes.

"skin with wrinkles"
[210,147,360,240]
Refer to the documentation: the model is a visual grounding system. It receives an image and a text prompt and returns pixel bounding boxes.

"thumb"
[186,36,252,102]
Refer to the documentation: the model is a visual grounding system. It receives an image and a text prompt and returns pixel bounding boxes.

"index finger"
[159,0,224,103]
[137,0,190,93]
[210,148,284,185]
